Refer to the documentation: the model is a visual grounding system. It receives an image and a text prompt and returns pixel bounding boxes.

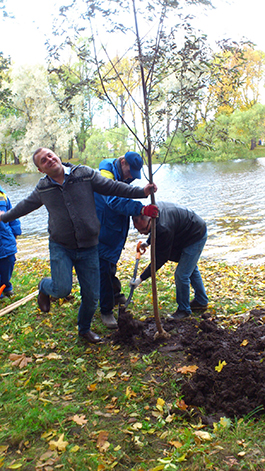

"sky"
[0,0,264,66]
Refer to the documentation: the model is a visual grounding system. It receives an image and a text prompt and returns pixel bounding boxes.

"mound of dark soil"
[112,307,265,419]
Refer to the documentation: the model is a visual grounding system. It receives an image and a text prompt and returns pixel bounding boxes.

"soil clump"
[112,307,265,420]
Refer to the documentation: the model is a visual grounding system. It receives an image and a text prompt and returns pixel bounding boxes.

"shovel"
[123,241,146,309]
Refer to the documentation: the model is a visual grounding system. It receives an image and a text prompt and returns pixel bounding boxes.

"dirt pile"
[113,308,265,419]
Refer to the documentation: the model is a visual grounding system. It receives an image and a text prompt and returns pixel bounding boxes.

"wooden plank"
[0,290,39,317]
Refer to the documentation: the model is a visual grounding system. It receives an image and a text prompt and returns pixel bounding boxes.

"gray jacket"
[1,163,147,249]
[141,201,207,281]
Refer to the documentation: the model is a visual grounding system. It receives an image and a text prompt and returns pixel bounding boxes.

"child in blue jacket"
[0,186,21,296]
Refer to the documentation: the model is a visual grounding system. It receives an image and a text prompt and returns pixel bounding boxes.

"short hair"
[132,214,146,224]
[32,147,44,167]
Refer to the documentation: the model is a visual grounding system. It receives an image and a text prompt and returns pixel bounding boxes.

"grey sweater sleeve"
[1,188,42,223]
[91,171,146,199]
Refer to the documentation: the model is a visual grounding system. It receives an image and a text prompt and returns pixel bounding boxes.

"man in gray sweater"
[0,148,157,343]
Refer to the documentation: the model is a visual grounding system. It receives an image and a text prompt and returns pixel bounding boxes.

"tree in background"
[99,55,141,130]
[206,43,265,117]
[50,0,213,337]
[0,65,77,167]
[47,38,102,158]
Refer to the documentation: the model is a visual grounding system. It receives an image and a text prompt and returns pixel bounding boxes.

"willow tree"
[50,0,213,338]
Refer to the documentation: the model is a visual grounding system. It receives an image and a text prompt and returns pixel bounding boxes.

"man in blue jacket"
[95,151,158,329]
[0,186,21,296]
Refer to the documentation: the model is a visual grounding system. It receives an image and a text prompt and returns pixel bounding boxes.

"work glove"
[140,241,149,250]
[141,204,159,218]
[130,277,142,289]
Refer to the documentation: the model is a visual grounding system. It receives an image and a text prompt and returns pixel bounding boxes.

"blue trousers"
[0,254,16,295]
[39,240,100,335]
[174,232,208,313]
[99,259,122,315]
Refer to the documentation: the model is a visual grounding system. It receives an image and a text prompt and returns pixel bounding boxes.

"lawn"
[1,258,265,470]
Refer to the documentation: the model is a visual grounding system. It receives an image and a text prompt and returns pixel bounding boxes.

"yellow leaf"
[7,462,23,469]
[148,466,165,471]
[215,360,227,372]
[49,433,69,452]
[0,445,8,453]
[70,445,80,453]
[194,430,212,441]
[41,430,57,440]
[156,398,165,407]
[177,365,198,374]
[46,353,62,360]
[240,339,249,346]
[105,371,116,379]
[238,451,246,456]
[131,422,142,430]
[23,326,33,334]
[220,417,232,428]
[156,397,165,412]
[165,414,175,423]
[169,440,183,448]
[87,383,97,392]
[125,386,137,399]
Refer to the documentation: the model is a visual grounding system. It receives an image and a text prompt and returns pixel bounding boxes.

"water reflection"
[3,158,265,264]
[1,172,47,236]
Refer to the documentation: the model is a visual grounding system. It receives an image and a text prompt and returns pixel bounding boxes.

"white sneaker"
[101,313,118,329]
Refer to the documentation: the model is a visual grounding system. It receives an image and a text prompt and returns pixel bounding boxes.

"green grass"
[1,258,265,470]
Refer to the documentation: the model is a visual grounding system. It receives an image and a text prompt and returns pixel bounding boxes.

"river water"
[2,158,265,264]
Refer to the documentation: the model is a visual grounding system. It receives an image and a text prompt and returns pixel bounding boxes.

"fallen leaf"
[220,417,232,428]
[41,430,57,440]
[156,397,165,411]
[215,360,227,372]
[46,353,62,360]
[165,414,175,423]
[175,399,188,410]
[131,422,142,430]
[194,430,212,441]
[70,445,80,453]
[125,386,137,399]
[1,333,9,341]
[240,339,249,346]
[177,365,198,374]
[87,383,97,392]
[49,434,69,452]
[169,440,183,448]
[0,445,8,453]
[9,353,32,369]
[105,371,116,380]
[70,414,88,425]
[238,451,246,456]
[97,431,110,452]
[7,461,23,469]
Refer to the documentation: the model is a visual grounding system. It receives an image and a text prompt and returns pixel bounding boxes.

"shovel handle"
[0,284,6,296]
